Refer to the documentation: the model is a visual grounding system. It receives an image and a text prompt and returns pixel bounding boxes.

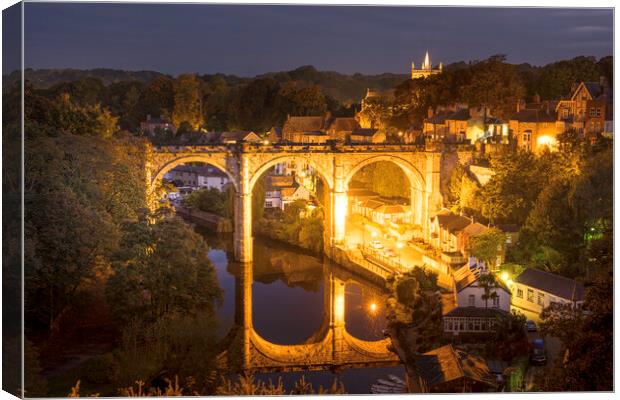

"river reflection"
[196,226,405,394]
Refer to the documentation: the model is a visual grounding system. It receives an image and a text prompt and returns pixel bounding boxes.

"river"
[195,226,406,394]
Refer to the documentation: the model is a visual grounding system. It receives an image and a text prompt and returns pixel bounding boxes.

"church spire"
[423,50,431,70]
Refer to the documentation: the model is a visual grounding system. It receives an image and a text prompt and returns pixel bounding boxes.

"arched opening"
[344,157,426,269]
[249,157,334,255]
[152,156,238,233]
[248,158,332,344]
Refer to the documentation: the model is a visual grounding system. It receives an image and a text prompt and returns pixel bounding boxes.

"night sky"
[12,3,615,76]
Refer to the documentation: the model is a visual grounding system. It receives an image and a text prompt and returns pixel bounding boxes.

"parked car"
[530,338,547,365]
[383,248,397,258]
[371,240,384,249]
[526,320,537,332]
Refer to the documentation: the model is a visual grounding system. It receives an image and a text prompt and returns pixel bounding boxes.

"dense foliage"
[256,200,325,254]
[13,81,224,395]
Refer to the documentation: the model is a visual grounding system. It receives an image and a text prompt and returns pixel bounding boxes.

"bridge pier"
[234,155,253,263]
[234,192,253,263]
[330,190,347,246]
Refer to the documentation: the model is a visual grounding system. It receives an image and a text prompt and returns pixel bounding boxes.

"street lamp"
[396,242,404,266]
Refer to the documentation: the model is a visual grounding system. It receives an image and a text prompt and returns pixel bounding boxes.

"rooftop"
[416,344,497,389]
[514,268,584,301]
[509,109,556,123]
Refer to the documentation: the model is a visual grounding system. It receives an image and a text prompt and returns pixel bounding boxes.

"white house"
[164,165,230,191]
[455,273,511,311]
[511,268,584,321]
[443,307,509,336]
[280,185,312,209]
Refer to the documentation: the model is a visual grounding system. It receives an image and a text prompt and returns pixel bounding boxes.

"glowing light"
[537,135,557,148]
[396,242,404,250]
[398,131,403,137]
[371,231,378,238]
[262,139,270,145]
[335,292,345,322]
[369,302,378,313]
[500,272,509,282]
[506,279,514,286]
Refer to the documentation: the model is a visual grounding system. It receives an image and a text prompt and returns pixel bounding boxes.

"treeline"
[21,73,348,135]
[11,55,612,136]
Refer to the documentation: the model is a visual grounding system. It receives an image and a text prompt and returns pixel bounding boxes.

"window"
[589,107,596,117]
[527,289,534,302]
[468,295,475,307]
[538,293,545,306]
[492,296,500,308]
[516,288,523,299]
[596,108,601,117]
[523,131,532,151]
[265,201,273,208]
[562,109,569,119]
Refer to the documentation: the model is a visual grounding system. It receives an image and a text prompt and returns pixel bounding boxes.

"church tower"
[411,51,442,80]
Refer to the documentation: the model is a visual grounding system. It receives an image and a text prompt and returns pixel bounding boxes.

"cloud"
[572,25,612,33]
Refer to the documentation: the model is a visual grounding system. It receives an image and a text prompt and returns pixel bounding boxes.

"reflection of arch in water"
[219,261,399,372]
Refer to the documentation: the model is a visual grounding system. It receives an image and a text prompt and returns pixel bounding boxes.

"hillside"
[5,66,408,102]
[258,65,408,103]
[4,68,168,90]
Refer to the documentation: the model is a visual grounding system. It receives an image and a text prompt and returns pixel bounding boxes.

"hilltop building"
[411,51,442,80]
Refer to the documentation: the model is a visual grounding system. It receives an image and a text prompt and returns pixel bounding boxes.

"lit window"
[537,293,545,306]
[527,289,534,302]
[516,288,523,298]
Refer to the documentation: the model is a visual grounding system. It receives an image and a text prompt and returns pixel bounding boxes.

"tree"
[24,133,147,333]
[275,82,327,121]
[477,273,500,308]
[386,268,442,393]
[462,55,525,120]
[536,227,612,391]
[107,216,222,323]
[468,228,505,269]
[230,77,280,132]
[172,74,204,131]
[477,149,544,225]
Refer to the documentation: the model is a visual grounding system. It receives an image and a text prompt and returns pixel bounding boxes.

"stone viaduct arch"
[146,144,443,264]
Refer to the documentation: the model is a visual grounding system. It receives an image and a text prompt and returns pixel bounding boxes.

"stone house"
[349,128,386,143]
[219,130,262,144]
[140,114,176,135]
[508,108,561,153]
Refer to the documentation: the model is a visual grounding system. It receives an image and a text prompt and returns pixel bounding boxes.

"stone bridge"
[217,262,400,373]
[146,142,445,263]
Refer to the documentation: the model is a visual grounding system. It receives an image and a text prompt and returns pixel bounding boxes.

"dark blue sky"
[17,3,614,76]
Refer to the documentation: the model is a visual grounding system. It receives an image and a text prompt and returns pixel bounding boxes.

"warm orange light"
[537,135,557,149]
[369,302,378,313]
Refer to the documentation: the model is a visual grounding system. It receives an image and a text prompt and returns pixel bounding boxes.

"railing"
[359,245,407,273]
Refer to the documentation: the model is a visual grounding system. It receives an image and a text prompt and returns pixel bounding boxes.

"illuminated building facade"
[411,51,442,80]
